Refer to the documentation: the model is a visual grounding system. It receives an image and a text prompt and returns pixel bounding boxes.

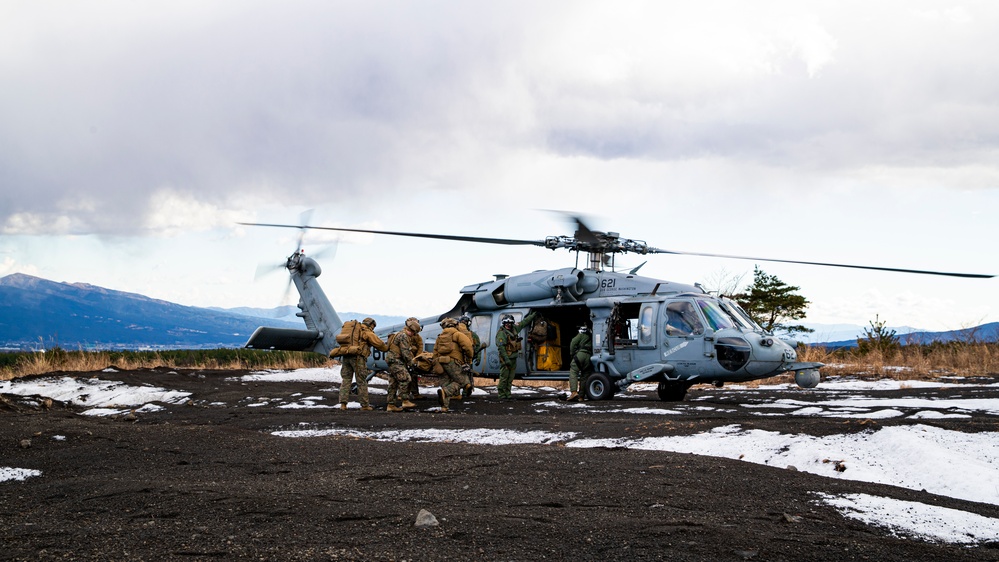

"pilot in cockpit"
[665,301,703,336]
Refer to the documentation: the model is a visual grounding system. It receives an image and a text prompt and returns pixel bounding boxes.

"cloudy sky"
[1,0,997,331]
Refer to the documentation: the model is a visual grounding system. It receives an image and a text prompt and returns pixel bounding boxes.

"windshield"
[726,300,764,331]
[718,300,753,331]
[696,298,736,331]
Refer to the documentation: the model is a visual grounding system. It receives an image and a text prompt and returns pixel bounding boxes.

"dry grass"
[0,348,327,381]
[799,341,998,380]
[3,343,997,384]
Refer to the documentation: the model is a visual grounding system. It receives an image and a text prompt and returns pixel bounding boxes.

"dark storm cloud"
[0,1,529,234]
[3,1,999,236]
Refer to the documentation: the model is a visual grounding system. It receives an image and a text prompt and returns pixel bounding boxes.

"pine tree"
[856,314,900,354]
[733,266,814,336]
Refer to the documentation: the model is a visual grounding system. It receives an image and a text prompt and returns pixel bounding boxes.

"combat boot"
[566,391,579,402]
[462,384,474,399]
[401,400,417,409]
[437,388,449,412]
[360,405,374,411]
[386,404,403,412]
[339,403,348,411]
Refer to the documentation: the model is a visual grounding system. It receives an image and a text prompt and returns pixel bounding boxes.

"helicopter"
[240,217,993,402]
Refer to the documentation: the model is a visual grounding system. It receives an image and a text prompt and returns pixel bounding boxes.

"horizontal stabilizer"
[244,327,322,352]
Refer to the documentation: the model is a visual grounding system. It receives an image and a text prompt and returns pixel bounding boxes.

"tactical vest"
[502,329,522,354]
[434,328,456,356]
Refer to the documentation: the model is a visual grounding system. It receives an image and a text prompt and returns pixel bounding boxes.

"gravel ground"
[3,368,999,561]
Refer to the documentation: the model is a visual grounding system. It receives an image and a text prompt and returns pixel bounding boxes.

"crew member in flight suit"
[567,324,593,402]
[494,312,537,399]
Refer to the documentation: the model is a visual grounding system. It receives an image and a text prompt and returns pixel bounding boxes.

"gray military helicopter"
[241,218,993,401]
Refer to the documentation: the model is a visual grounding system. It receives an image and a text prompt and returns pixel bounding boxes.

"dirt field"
[4,368,999,561]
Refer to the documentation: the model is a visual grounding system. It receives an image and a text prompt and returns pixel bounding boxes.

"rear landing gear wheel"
[585,372,615,401]
[657,381,689,402]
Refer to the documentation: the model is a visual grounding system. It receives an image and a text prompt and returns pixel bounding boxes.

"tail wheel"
[585,372,615,401]
[657,381,689,402]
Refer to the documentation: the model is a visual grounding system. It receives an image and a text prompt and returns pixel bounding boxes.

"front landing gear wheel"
[585,372,615,401]
[657,381,689,402]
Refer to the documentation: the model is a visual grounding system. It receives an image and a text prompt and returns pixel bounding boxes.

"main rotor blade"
[238,222,547,247]
[571,216,602,245]
[647,248,994,279]
[295,209,314,253]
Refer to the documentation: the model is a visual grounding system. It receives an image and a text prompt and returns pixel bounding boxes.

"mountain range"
[0,273,993,351]
[0,273,402,351]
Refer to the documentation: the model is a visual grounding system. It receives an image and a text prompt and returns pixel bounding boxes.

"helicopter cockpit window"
[471,315,491,347]
[664,301,704,336]
[639,305,655,345]
[696,299,736,331]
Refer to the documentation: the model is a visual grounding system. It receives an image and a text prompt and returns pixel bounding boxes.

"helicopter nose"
[750,334,796,363]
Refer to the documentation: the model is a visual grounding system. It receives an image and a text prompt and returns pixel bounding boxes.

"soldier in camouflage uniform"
[457,313,485,399]
[433,317,473,413]
[404,324,425,400]
[337,317,388,411]
[494,311,537,399]
[385,317,422,412]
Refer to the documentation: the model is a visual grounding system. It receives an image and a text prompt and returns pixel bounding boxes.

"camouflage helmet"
[361,317,376,329]
[440,317,458,329]
[459,313,472,326]
[501,314,515,325]
[405,317,422,333]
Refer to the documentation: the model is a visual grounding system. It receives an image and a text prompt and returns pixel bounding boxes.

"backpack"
[529,319,549,344]
[335,320,360,346]
[330,320,364,358]
[387,332,402,356]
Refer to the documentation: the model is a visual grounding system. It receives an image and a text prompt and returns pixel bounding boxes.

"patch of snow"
[0,376,190,408]
[235,367,341,383]
[816,493,999,544]
[274,426,576,445]
[910,411,971,419]
[81,408,125,417]
[566,424,999,506]
[1,467,41,483]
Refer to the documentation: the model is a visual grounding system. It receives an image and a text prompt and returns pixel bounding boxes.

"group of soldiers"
[333,312,593,412]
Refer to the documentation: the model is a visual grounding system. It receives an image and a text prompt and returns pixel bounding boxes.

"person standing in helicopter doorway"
[385,317,422,412]
[567,323,593,402]
[433,317,473,412]
[457,313,484,399]
[336,317,388,411]
[494,311,537,399]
